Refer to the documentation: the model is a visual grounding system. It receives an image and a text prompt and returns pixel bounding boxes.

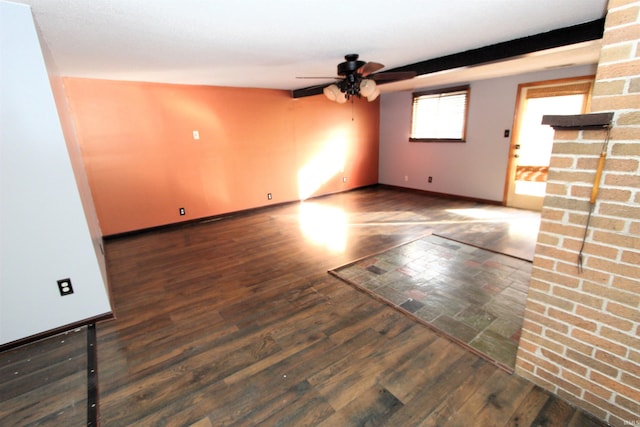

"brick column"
[515,1,640,426]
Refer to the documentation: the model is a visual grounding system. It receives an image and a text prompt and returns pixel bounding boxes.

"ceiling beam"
[291,18,605,99]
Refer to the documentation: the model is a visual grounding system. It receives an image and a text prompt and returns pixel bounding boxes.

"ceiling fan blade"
[359,62,384,76]
[293,81,334,97]
[296,76,340,79]
[371,71,417,82]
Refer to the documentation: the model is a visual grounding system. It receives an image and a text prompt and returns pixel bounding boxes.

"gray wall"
[378,64,596,201]
[0,1,111,345]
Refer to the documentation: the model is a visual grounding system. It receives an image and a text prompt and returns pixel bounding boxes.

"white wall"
[50,76,110,288]
[379,65,596,202]
[0,1,112,345]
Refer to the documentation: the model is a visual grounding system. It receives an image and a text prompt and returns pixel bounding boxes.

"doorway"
[505,77,593,210]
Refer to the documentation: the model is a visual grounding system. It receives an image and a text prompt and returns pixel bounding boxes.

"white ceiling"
[11,0,608,93]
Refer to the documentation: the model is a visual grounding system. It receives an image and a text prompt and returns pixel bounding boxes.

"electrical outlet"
[428,176,433,183]
[267,193,272,200]
[193,130,200,140]
[57,278,74,296]
[179,207,185,215]
[343,176,347,183]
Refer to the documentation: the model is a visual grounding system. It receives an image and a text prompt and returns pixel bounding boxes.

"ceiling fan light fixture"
[359,79,376,97]
[323,84,340,101]
[366,87,380,102]
[302,54,413,102]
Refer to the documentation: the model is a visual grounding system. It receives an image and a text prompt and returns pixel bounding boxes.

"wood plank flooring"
[1,186,608,426]
[0,327,88,426]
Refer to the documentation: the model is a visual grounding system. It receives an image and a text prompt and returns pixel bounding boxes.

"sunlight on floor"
[445,208,510,220]
[508,216,541,241]
[298,202,347,252]
[515,180,547,197]
[448,207,540,246]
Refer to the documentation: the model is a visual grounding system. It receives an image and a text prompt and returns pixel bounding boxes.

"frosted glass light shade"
[359,79,376,97]
[323,84,340,101]
[366,87,380,101]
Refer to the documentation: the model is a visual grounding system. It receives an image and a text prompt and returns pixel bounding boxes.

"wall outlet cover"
[57,278,74,296]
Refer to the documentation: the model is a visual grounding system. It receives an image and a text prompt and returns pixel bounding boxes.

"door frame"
[502,75,595,208]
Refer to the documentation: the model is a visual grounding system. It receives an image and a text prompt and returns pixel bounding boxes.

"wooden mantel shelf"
[542,112,614,130]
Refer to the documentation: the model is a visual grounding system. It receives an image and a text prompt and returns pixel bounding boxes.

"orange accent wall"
[62,78,379,235]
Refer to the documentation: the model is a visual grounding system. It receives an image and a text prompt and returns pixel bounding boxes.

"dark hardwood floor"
[1,186,608,426]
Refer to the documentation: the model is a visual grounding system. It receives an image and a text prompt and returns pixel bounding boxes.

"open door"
[505,77,593,210]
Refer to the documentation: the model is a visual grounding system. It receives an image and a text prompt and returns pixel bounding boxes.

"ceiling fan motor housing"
[336,54,365,98]
[337,54,365,77]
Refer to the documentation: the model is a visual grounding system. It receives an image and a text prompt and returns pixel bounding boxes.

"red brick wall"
[516,1,640,425]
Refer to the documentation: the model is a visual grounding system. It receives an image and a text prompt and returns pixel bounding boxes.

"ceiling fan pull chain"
[352,98,354,121]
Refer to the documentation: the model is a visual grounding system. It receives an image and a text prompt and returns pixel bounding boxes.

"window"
[410,85,470,142]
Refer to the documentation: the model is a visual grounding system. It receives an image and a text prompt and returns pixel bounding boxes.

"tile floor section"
[330,234,532,371]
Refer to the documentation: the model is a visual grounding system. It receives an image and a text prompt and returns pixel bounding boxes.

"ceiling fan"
[298,54,416,103]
